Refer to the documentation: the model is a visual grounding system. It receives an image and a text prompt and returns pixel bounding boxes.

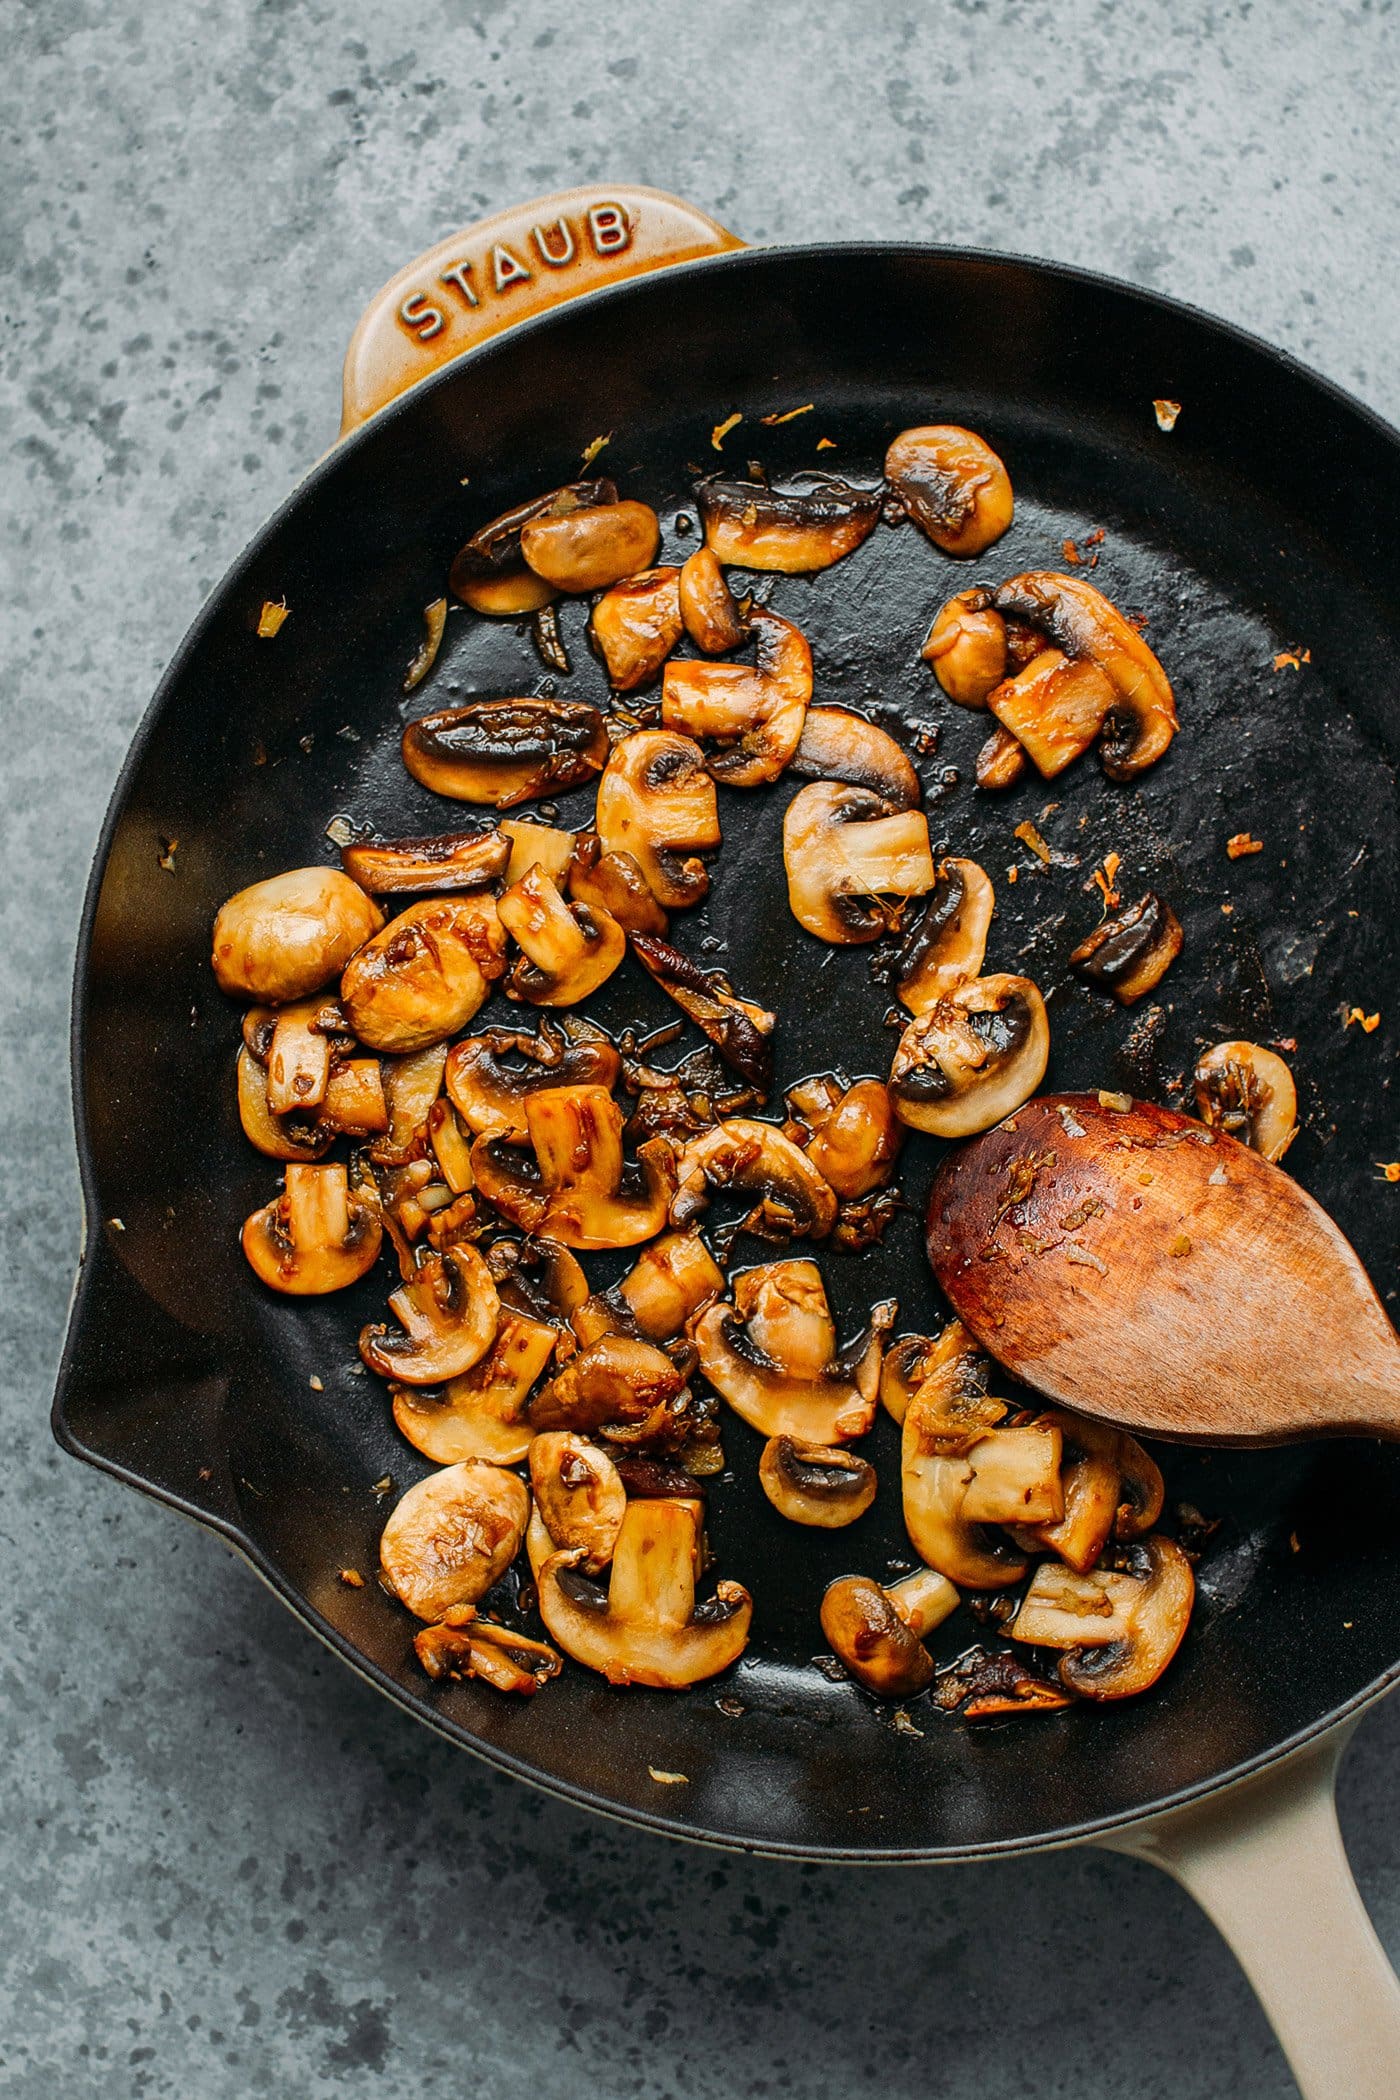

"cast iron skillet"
[52,186,1399,2086]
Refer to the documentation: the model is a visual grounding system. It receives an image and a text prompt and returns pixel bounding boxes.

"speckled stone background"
[4,2,1399,2093]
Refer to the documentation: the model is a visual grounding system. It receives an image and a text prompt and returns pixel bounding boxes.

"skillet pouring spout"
[927,1093,1400,1445]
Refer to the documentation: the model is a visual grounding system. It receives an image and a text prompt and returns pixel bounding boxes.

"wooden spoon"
[926,1093,1400,1444]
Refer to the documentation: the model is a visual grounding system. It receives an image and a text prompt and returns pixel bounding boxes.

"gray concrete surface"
[3,2,1399,2093]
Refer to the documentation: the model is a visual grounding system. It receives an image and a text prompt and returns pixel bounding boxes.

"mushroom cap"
[521,499,661,592]
[527,1333,688,1442]
[922,591,1009,708]
[662,607,813,787]
[900,1321,1028,1589]
[796,1077,903,1199]
[401,698,609,808]
[693,1265,891,1444]
[615,1230,725,1341]
[672,1118,839,1240]
[1194,1040,1298,1162]
[696,473,881,573]
[678,543,745,653]
[241,1162,382,1296]
[595,729,721,910]
[391,1310,557,1465]
[414,1610,562,1693]
[987,572,1177,781]
[898,858,996,1015]
[449,479,617,610]
[819,1575,935,1697]
[445,1025,621,1140]
[379,1460,530,1621]
[360,1241,501,1385]
[1012,1536,1195,1701]
[340,827,509,895]
[498,868,626,1007]
[890,973,1050,1137]
[527,1431,626,1571]
[783,781,936,944]
[340,898,496,1054]
[568,839,670,937]
[472,1085,677,1251]
[590,565,684,690]
[789,707,921,810]
[759,1438,878,1528]
[212,867,383,1003]
[885,425,1014,558]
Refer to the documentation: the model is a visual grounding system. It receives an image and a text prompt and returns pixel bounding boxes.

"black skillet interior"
[56,247,1400,1861]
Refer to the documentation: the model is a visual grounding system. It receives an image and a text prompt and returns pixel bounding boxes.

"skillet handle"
[340,185,744,436]
[1102,1717,1400,2099]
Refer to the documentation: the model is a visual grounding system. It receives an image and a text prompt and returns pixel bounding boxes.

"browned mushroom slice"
[783,783,936,944]
[1010,1409,1165,1573]
[1010,1536,1195,1700]
[360,1241,500,1385]
[567,836,669,936]
[987,648,1117,778]
[678,544,745,653]
[427,1097,474,1193]
[524,1432,627,1579]
[340,897,494,1053]
[1069,892,1182,1006]
[369,1042,450,1165]
[672,1119,839,1240]
[521,499,661,593]
[901,1324,1031,1590]
[616,1230,725,1341]
[789,707,921,810]
[922,590,1009,707]
[471,1084,676,1250]
[254,997,334,1114]
[933,1647,1073,1718]
[786,1077,902,1199]
[236,1046,331,1160]
[528,1333,688,1444]
[449,480,617,614]
[987,572,1178,779]
[497,866,625,1006]
[241,1162,382,1294]
[212,868,384,1003]
[489,1236,591,1331]
[890,974,1050,1137]
[697,473,882,574]
[391,1310,556,1465]
[975,723,1030,791]
[885,426,1014,557]
[693,1260,893,1442]
[760,1438,877,1528]
[663,607,813,786]
[819,1567,960,1695]
[629,933,775,1095]
[1194,1040,1298,1162]
[379,1460,529,1621]
[595,730,721,910]
[446,1023,621,1140]
[897,858,995,1014]
[879,1333,940,1426]
[414,1608,562,1693]
[590,565,684,690]
[537,1498,751,1688]
[316,1059,390,1138]
[402,698,609,808]
[497,818,576,888]
[340,828,509,895]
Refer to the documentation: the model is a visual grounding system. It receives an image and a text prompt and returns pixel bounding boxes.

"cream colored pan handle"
[1103,1717,1400,2099]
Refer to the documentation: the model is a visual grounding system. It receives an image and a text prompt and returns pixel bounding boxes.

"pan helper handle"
[340,185,743,435]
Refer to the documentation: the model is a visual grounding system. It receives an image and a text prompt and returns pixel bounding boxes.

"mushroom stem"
[285,1161,348,1248]
[887,1566,961,1639]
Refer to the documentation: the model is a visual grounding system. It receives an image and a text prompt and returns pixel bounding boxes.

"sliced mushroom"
[616,1230,726,1341]
[449,480,617,614]
[885,425,1014,557]
[819,1566,960,1696]
[489,1235,591,1330]
[414,1608,562,1694]
[567,836,669,935]
[922,591,1009,707]
[693,1260,893,1442]
[879,1333,940,1427]
[783,782,936,944]
[241,1161,382,1294]
[1010,1536,1195,1700]
[369,1042,450,1165]
[629,933,775,1095]
[340,828,508,895]
[236,1046,329,1160]
[528,1332,688,1439]
[497,866,625,1006]
[402,697,608,808]
[212,868,383,1003]
[427,1098,474,1191]
[890,974,1050,1137]
[316,1059,390,1137]
[1069,892,1182,1006]
[340,898,494,1053]
[259,999,335,1114]
[663,607,813,786]
[590,566,684,689]
[760,1438,877,1528]
[391,1310,556,1465]
[527,1432,627,1574]
[678,543,745,653]
[595,730,721,910]
[988,648,1117,778]
[900,1320,1028,1589]
[789,707,921,810]
[446,1023,621,1140]
[360,1242,500,1385]
[975,723,1030,791]
[987,572,1178,780]
[499,817,576,888]
[521,499,661,592]
[379,1460,529,1621]
[672,1119,839,1240]
[897,858,995,1014]
[1194,1041,1298,1162]
[472,1084,676,1250]
[537,1497,751,1688]
[1011,1409,1165,1573]
[697,473,881,573]
[786,1076,902,1198]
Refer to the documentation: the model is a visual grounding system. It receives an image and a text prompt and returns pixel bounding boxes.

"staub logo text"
[397,204,634,343]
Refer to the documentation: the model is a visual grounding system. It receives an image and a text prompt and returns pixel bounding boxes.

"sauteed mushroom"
[890,974,1049,1136]
[693,1260,893,1442]
[241,1162,382,1295]
[1069,892,1183,1006]
[614,1230,725,1341]
[340,897,495,1053]
[790,707,921,809]
[568,837,669,936]
[527,1432,627,1575]
[783,782,936,944]
[498,866,625,1006]
[591,566,683,690]
[696,473,881,573]
[402,697,609,808]
[786,1076,902,1199]
[536,1497,752,1688]
[885,425,1014,558]
[987,572,1178,779]
[1010,1409,1165,1574]
[900,1321,1034,1589]
[672,1119,839,1240]
[471,1084,676,1249]
[820,1567,960,1696]
[897,858,995,1014]
[528,1334,689,1443]
[879,1333,940,1427]
[212,868,383,1003]
[1010,1536,1195,1700]
[630,933,775,1094]
[360,1242,500,1385]
[236,1047,328,1160]
[490,1235,590,1330]
[988,648,1117,778]
[595,730,721,910]
[446,1022,621,1139]
[391,1310,557,1465]
[370,1042,451,1165]
[449,480,617,614]
[499,817,576,888]
[414,1609,562,1694]
[1194,1040,1298,1162]
[921,590,1009,707]
[975,724,1029,791]
[379,1459,529,1620]
[678,543,745,653]
[759,1438,877,1528]
[663,606,813,786]
[521,498,661,592]
[340,828,508,895]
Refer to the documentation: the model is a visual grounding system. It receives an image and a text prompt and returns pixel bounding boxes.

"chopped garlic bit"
[1065,1243,1108,1273]
[325,814,358,847]
[1169,1232,1193,1257]
[1015,819,1053,865]
[648,1766,690,1785]
[1153,399,1182,432]
[1376,1162,1400,1184]
[580,431,613,468]
[1345,1007,1381,1033]
[815,436,837,451]
[339,1568,365,1588]
[1208,1165,1228,1186]
[257,598,290,639]
[1226,831,1264,859]
[1097,1090,1132,1113]
[710,412,742,452]
[1273,648,1311,671]
[309,1374,324,1392]
[158,838,179,873]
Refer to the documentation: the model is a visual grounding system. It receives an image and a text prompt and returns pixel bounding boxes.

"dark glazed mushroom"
[1069,892,1183,1006]
[987,648,1117,778]
[987,572,1178,780]
[678,544,745,653]
[783,782,936,944]
[897,858,995,1014]
[663,606,813,786]
[890,974,1050,1137]
[370,1042,450,1165]
[445,1022,621,1139]
[449,480,617,614]
[241,1162,382,1294]
[340,828,509,895]
[567,836,669,936]
[595,730,721,909]
[212,868,384,1003]
[786,1077,902,1199]
[692,1259,893,1442]
[975,724,1030,791]
[527,1431,627,1574]
[885,425,1014,557]
[401,697,608,808]
[528,1334,689,1443]
[1194,1040,1298,1162]
[471,1084,676,1250]
[379,1460,529,1620]
[414,1609,562,1694]
[391,1310,557,1465]
[629,933,775,1094]
[696,473,881,573]
[1010,1536,1195,1700]
[789,707,921,809]
[672,1120,839,1240]
[879,1333,940,1426]
[759,1438,877,1528]
[819,1568,960,1695]
[497,867,625,1006]
[521,498,661,592]
[360,1241,500,1385]
[590,566,684,690]
[1007,1408,1165,1573]
[340,897,497,1053]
